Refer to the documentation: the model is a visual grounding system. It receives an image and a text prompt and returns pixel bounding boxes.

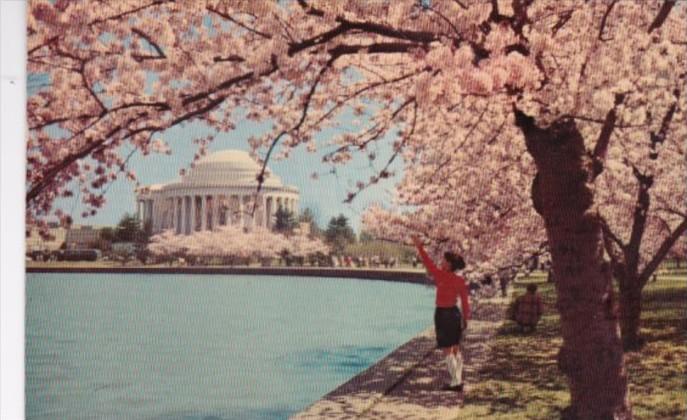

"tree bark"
[618,279,644,350]
[515,110,631,419]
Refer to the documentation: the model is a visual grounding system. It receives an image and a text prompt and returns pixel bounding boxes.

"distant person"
[412,235,470,392]
[468,280,481,296]
[498,271,510,298]
[514,284,543,333]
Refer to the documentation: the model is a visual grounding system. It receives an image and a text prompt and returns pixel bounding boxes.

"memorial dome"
[136,149,299,235]
[180,150,283,187]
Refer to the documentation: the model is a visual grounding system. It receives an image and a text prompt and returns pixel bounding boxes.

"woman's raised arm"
[411,235,440,277]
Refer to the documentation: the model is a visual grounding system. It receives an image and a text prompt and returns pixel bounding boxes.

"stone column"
[190,195,197,233]
[181,196,187,235]
[200,195,208,231]
[265,196,272,228]
[143,199,148,225]
[150,199,156,231]
[185,196,192,234]
[170,197,175,232]
[173,197,177,233]
[242,195,249,228]
[148,199,154,228]
[230,195,239,226]
[168,198,174,230]
[211,196,219,230]
[179,197,184,234]
[217,195,225,227]
[253,195,265,226]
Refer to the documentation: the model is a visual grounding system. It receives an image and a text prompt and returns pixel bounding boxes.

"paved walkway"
[293,295,509,419]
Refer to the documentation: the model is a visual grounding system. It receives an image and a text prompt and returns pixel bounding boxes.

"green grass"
[455,274,686,419]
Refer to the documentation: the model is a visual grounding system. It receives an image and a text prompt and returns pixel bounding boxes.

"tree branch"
[648,0,677,33]
[624,166,653,274]
[328,41,423,58]
[591,93,625,178]
[251,56,337,215]
[639,217,687,285]
[598,0,618,41]
[131,28,167,61]
[207,6,272,39]
[649,91,679,158]
[90,0,174,25]
[344,99,417,204]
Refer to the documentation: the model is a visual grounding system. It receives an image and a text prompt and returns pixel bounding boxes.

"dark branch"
[453,0,468,10]
[131,28,167,61]
[344,99,417,204]
[289,16,438,57]
[288,24,351,56]
[624,166,653,274]
[207,6,272,39]
[639,217,687,285]
[328,42,422,58]
[90,0,174,25]
[251,57,337,215]
[591,93,625,177]
[182,70,257,107]
[28,36,59,56]
[598,0,618,40]
[552,10,573,35]
[648,0,677,33]
[649,91,679,156]
[213,55,245,63]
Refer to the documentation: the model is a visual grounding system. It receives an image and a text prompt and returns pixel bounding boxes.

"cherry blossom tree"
[596,101,686,349]
[27,1,686,417]
[360,112,547,280]
[286,232,330,258]
[147,226,328,263]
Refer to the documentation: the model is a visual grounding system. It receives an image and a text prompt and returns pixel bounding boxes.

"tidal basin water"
[26,273,434,419]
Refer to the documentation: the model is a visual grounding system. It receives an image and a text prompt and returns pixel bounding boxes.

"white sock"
[445,355,458,386]
[454,353,463,385]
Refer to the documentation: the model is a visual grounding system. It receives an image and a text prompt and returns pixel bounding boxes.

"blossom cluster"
[147,226,329,260]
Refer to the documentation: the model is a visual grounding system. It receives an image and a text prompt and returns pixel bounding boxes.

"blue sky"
[53,117,404,233]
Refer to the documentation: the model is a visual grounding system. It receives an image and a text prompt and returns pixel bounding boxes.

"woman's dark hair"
[527,284,538,293]
[444,251,465,271]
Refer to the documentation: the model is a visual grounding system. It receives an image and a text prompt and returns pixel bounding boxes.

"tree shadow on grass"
[623,282,687,418]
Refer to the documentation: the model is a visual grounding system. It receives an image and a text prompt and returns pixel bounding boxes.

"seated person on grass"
[514,284,543,333]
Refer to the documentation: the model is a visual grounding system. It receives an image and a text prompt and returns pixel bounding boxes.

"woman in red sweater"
[412,235,470,392]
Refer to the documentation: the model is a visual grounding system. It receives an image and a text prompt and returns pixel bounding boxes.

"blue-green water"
[26,274,433,419]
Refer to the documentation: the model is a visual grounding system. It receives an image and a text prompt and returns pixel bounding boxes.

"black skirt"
[434,306,463,348]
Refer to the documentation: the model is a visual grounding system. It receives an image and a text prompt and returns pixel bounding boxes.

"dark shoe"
[441,383,464,392]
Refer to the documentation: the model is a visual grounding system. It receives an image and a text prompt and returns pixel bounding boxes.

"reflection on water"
[26,274,433,419]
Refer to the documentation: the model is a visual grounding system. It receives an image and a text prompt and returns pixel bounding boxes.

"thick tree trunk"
[515,111,631,419]
[618,282,643,351]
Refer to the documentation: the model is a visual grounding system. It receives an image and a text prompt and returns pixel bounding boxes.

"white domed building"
[135,150,299,235]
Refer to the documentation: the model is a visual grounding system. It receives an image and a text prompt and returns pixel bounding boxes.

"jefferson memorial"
[135,150,299,235]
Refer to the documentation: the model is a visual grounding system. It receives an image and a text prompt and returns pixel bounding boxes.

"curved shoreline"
[26,266,430,284]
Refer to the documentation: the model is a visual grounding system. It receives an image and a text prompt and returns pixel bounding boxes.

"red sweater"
[416,243,470,320]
